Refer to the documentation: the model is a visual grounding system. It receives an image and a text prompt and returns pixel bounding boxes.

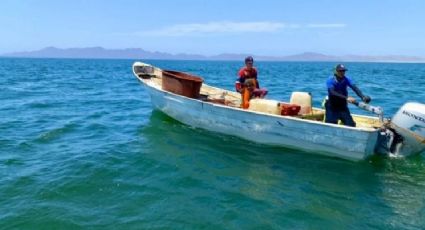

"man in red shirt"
[235,56,268,98]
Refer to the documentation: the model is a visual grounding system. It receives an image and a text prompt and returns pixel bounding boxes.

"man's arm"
[350,84,365,98]
[346,77,371,103]
[253,68,259,88]
[350,84,371,103]
[235,69,245,92]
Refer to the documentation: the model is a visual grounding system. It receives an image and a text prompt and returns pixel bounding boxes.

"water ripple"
[0,58,424,229]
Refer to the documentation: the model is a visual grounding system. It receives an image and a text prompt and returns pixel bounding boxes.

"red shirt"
[238,67,258,81]
[237,67,259,90]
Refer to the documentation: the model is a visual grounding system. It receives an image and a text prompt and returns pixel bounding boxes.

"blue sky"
[1,0,424,56]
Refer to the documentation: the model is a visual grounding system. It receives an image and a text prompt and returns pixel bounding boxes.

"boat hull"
[144,82,378,161]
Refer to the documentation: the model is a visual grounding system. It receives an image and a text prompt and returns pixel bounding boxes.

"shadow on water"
[136,110,425,229]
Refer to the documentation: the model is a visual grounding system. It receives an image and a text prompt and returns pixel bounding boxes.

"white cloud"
[306,23,347,28]
[138,21,346,37]
[140,21,286,36]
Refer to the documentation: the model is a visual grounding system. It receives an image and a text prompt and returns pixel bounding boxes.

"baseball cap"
[245,56,254,63]
[335,64,347,71]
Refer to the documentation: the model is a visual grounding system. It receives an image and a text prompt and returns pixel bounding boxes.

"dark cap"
[335,64,347,71]
[245,56,254,63]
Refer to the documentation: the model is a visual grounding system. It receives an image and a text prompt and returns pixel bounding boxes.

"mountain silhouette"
[2,47,424,62]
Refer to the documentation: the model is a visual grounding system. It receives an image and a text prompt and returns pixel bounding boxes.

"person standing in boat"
[325,64,371,127]
[235,56,268,98]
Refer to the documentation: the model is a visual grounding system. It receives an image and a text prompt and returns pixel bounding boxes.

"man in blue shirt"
[325,64,371,127]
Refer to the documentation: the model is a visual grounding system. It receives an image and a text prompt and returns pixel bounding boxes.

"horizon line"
[2,56,425,65]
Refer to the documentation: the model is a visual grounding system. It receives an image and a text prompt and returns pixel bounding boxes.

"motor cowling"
[389,102,425,156]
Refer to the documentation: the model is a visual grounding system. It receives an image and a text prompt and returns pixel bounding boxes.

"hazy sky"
[1,0,424,56]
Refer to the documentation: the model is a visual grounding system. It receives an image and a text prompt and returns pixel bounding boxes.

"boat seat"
[353,116,382,128]
[297,110,325,121]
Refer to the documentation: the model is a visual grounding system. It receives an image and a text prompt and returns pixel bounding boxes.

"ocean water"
[1,58,425,229]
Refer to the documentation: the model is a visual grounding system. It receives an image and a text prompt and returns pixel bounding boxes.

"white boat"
[132,62,425,161]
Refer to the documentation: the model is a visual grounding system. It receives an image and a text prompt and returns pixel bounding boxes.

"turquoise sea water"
[1,58,425,229]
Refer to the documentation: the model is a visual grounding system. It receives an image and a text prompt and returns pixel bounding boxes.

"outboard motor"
[388,102,425,156]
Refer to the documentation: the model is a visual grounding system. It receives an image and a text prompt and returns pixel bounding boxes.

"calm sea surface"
[1,58,425,229]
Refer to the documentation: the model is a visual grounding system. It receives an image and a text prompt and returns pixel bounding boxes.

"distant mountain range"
[2,47,424,63]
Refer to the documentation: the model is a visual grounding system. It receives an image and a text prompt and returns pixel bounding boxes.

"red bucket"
[162,70,203,98]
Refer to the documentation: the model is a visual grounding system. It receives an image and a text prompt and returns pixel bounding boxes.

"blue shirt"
[326,75,355,109]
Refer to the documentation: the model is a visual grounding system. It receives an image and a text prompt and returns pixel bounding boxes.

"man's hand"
[362,95,371,103]
[347,96,356,104]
